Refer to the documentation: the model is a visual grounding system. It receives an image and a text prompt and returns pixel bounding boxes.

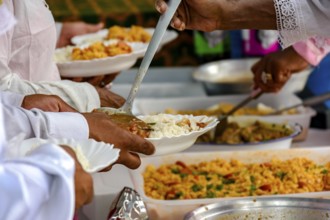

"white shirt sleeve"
[0,90,24,106]
[0,13,101,113]
[274,0,330,48]
[0,73,101,112]
[0,143,75,220]
[0,95,76,220]
[2,102,89,141]
[0,3,16,36]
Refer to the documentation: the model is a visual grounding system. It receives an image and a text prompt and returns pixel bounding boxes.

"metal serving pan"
[192,58,313,95]
[184,197,330,220]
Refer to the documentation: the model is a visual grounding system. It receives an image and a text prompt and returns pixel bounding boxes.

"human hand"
[155,0,221,32]
[57,22,104,48]
[62,73,120,87]
[82,112,155,170]
[95,87,125,108]
[252,46,309,93]
[60,145,94,210]
[22,94,77,112]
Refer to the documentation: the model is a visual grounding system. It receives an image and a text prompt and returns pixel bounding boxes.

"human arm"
[252,37,330,93]
[0,143,93,220]
[56,21,104,48]
[156,0,276,32]
[2,100,154,169]
[293,37,330,66]
[156,0,330,47]
[82,112,155,169]
[252,46,309,92]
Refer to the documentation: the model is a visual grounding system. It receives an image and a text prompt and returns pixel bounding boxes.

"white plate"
[71,28,178,48]
[138,114,218,156]
[54,41,147,77]
[18,138,120,173]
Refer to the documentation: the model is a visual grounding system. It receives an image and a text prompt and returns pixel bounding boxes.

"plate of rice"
[54,40,147,77]
[137,114,218,156]
[17,138,120,173]
[71,25,178,48]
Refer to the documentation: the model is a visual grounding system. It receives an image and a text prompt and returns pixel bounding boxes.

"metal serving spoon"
[213,89,263,143]
[102,0,182,116]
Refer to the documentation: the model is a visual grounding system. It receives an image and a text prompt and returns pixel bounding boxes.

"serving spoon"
[100,0,182,116]
[213,89,263,143]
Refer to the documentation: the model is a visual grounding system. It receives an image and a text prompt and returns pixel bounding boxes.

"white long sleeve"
[0,73,100,112]
[274,0,330,48]
[0,144,75,220]
[2,102,89,141]
[0,94,75,220]
[0,90,24,106]
[0,0,101,112]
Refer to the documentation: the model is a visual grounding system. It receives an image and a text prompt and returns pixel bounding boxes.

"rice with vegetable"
[140,114,208,138]
[143,158,330,200]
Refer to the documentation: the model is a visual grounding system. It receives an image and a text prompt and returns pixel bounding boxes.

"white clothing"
[0,97,76,220]
[55,22,63,45]
[0,0,100,112]
[274,0,330,48]
[0,3,16,36]
[1,91,89,141]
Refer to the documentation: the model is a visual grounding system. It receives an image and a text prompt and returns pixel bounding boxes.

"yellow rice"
[143,158,330,200]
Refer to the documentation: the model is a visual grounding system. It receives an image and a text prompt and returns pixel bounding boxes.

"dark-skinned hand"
[60,145,94,210]
[252,46,309,93]
[22,94,77,112]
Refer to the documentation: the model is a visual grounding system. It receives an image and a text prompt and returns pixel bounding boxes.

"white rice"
[74,145,90,171]
[53,46,74,62]
[140,114,204,138]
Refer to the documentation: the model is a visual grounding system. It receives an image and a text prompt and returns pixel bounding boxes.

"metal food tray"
[129,147,330,220]
[184,197,330,220]
[134,93,316,141]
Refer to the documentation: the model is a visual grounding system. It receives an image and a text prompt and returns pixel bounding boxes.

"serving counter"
[79,67,330,220]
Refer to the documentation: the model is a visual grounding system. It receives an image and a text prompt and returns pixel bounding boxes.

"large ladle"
[101,0,182,116]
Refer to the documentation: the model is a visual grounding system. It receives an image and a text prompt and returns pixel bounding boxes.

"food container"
[129,147,330,220]
[134,93,316,141]
[192,58,313,95]
[184,197,330,220]
[209,119,302,151]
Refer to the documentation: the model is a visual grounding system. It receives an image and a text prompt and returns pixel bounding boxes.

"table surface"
[79,67,330,220]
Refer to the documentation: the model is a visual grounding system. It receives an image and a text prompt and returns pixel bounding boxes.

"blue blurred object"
[229,30,243,58]
[307,54,330,108]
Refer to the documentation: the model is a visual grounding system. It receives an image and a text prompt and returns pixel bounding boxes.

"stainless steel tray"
[184,197,330,220]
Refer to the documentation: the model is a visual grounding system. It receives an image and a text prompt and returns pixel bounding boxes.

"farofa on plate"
[71,41,132,61]
[106,25,152,43]
[143,158,330,200]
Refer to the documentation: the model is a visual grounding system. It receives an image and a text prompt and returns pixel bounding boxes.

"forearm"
[219,0,276,30]
[293,37,330,66]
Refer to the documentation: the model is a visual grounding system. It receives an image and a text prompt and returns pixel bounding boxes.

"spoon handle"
[121,0,182,114]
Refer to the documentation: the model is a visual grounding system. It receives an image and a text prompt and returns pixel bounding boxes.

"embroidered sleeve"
[273,0,308,48]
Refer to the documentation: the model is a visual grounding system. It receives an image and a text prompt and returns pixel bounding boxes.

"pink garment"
[293,37,330,66]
